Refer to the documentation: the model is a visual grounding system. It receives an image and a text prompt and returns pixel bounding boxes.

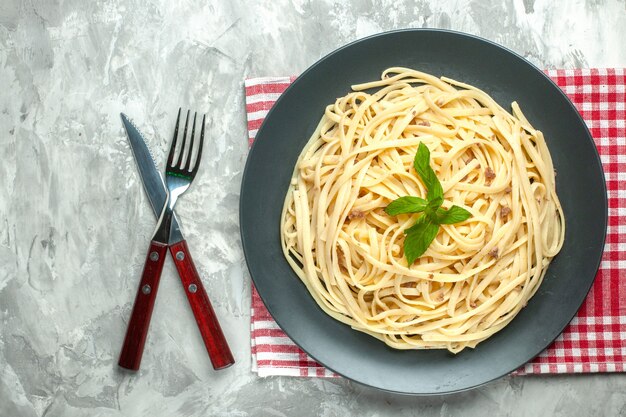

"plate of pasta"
[240,29,607,394]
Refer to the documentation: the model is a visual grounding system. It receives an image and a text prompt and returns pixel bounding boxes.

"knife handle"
[169,240,235,370]
[118,241,168,371]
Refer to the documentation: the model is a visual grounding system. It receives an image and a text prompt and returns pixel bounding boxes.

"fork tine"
[184,112,197,171]
[190,114,205,176]
[175,110,190,168]
[166,108,182,168]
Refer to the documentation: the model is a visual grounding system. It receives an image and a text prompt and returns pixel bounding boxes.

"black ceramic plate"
[239,29,607,395]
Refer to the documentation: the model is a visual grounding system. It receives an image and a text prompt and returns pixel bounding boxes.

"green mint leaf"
[403,216,440,265]
[435,205,472,224]
[414,143,443,201]
[384,196,428,216]
[386,145,472,264]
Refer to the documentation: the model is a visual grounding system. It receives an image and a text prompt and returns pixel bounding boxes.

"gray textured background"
[1,0,625,416]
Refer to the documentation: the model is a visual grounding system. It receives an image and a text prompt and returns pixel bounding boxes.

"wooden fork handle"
[119,241,168,371]
[170,240,235,370]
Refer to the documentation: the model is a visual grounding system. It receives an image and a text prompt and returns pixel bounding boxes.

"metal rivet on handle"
[142,284,151,294]
[176,251,185,261]
[149,251,159,261]
[188,284,197,293]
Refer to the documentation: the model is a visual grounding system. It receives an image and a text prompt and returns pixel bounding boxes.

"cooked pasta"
[280,67,564,353]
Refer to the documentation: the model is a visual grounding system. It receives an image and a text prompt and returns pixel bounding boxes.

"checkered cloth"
[245,69,626,377]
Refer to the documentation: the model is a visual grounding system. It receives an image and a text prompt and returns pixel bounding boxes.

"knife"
[120,113,234,370]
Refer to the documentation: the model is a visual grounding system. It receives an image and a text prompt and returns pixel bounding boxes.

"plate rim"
[239,28,608,395]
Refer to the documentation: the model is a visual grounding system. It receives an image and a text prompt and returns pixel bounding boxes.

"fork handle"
[118,241,168,371]
[170,240,235,370]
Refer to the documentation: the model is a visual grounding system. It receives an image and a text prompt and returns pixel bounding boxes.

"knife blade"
[120,113,183,244]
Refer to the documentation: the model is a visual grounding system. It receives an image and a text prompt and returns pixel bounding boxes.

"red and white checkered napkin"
[245,69,626,377]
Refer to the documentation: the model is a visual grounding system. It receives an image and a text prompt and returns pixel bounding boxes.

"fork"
[119,109,234,371]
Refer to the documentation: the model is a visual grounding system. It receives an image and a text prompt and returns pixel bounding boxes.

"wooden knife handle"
[118,241,168,371]
[169,240,235,370]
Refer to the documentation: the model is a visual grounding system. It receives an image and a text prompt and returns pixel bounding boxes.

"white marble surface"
[1,0,625,416]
